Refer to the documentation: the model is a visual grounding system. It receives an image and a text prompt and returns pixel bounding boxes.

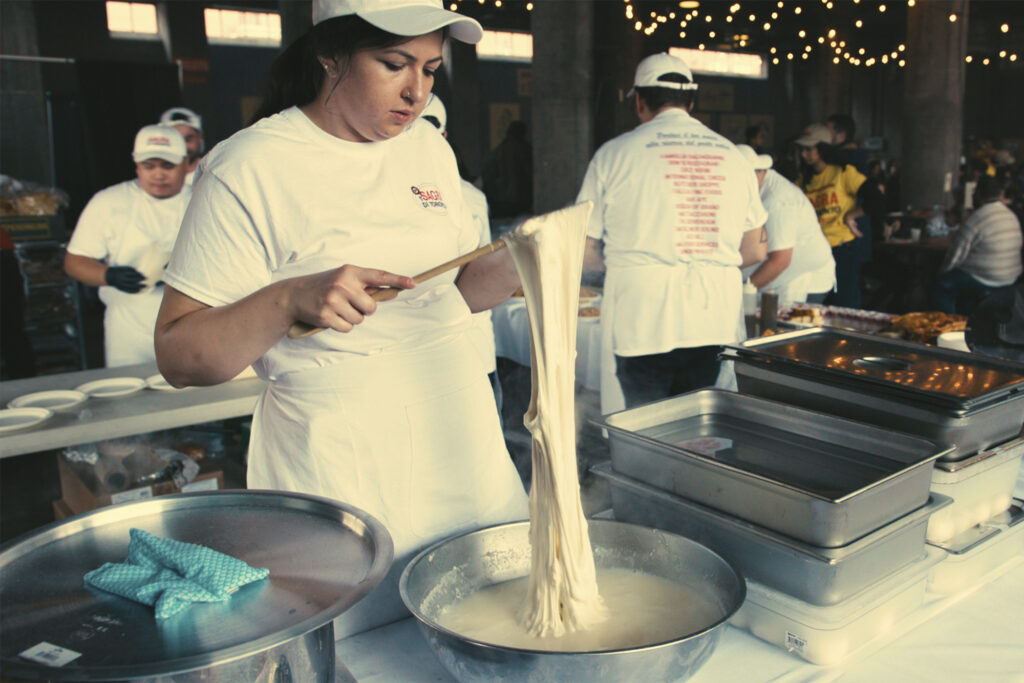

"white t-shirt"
[67,179,191,365]
[163,107,478,381]
[577,108,767,354]
[461,179,497,375]
[742,169,835,297]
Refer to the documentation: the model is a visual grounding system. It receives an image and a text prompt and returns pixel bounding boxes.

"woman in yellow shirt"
[796,123,867,308]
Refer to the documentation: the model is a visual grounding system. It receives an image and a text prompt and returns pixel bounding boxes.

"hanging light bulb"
[787,52,794,59]
[948,13,957,22]
[773,57,780,64]
[1010,54,1019,62]
[858,47,865,54]
[818,36,825,43]
[898,43,905,51]
[1000,50,1007,58]
[749,13,756,21]
[795,7,802,15]
[898,58,905,66]
[907,0,915,6]
[635,20,642,30]
[699,43,706,50]
[879,4,886,12]
[855,19,863,28]
[525,1,533,9]
[965,55,973,63]
[771,11,778,19]
[1001,23,1009,33]
[763,21,771,30]
[882,54,889,63]
[709,30,716,37]
[680,30,686,37]
[802,52,809,59]
[982,57,990,65]
[770,46,777,53]
[798,29,806,37]
[833,56,840,63]
[827,28,836,38]
[726,15,733,22]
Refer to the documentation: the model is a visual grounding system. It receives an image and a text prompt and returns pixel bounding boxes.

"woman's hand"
[156,265,415,387]
[844,207,866,238]
[286,265,416,333]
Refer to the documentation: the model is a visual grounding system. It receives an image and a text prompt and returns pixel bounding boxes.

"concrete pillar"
[592,1,644,146]
[531,0,594,214]
[901,0,968,209]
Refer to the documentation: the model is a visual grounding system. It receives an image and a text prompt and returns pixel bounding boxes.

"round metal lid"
[0,490,393,681]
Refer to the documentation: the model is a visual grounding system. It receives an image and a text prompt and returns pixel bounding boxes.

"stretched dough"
[504,201,608,638]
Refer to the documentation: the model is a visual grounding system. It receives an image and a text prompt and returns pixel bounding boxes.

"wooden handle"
[287,239,508,339]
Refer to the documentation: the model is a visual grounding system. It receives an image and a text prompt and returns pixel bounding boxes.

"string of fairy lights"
[447,0,1018,68]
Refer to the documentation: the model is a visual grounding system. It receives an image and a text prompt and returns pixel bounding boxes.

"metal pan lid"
[0,490,393,681]
[725,328,1024,409]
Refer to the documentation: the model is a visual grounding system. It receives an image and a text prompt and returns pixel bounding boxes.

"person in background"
[64,125,190,367]
[577,52,767,413]
[154,0,527,635]
[934,176,1023,314]
[159,107,204,185]
[420,94,502,411]
[826,113,868,175]
[745,124,766,154]
[0,227,36,379]
[796,123,868,309]
[482,119,533,219]
[737,144,835,306]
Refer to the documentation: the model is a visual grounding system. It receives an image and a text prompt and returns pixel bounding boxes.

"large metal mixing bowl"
[400,520,744,682]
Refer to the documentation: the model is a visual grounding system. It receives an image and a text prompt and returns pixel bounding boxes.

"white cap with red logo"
[132,125,186,164]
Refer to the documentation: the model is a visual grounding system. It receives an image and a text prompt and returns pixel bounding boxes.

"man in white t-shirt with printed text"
[577,52,767,412]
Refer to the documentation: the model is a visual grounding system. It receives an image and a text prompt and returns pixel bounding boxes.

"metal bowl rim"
[399,518,746,656]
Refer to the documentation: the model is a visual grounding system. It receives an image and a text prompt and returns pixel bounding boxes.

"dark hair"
[800,142,841,183]
[422,115,442,130]
[635,86,696,113]
[505,120,528,139]
[250,16,411,124]
[975,175,1004,205]
[826,114,856,142]
[745,125,763,140]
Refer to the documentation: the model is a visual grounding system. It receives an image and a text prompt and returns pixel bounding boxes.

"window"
[204,8,281,47]
[477,30,532,62]
[669,47,767,80]
[106,1,159,39]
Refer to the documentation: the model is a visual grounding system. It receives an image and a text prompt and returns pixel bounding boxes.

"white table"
[334,468,1024,681]
[0,362,265,458]
[491,298,603,392]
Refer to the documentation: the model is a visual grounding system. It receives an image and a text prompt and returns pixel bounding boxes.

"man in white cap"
[577,52,767,412]
[737,144,835,306]
[65,124,191,367]
[159,106,204,184]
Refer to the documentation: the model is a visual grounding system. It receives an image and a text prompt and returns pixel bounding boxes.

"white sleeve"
[66,190,115,261]
[576,158,606,240]
[162,171,273,307]
[765,200,798,252]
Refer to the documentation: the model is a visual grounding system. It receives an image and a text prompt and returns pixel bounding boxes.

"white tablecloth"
[491,297,602,392]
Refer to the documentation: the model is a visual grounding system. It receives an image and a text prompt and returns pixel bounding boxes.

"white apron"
[99,287,165,367]
[248,332,529,636]
[599,262,740,415]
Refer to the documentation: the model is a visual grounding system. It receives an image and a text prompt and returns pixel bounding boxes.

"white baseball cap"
[132,125,186,164]
[627,52,698,97]
[159,106,202,133]
[736,144,773,171]
[794,123,832,147]
[420,94,447,133]
[313,0,483,44]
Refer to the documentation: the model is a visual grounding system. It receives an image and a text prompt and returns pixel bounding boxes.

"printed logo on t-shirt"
[410,184,448,216]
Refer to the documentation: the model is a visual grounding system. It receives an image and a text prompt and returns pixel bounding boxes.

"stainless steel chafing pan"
[592,388,952,547]
[726,328,1024,460]
[594,463,952,606]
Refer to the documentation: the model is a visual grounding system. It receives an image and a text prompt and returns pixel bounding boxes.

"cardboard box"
[56,455,223,518]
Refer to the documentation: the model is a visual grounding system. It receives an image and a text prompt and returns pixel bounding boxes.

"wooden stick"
[287,238,508,339]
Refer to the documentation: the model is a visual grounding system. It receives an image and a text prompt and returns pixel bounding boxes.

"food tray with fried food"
[888,311,968,343]
[778,304,895,334]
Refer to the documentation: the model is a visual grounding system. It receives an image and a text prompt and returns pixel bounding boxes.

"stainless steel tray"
[0,490,393,681]
[594,463,952,606]
[723,327,1024,411]
[593,388,951,547]
[734,360,1024,461]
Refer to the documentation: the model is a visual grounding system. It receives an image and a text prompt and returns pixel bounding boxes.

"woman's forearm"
[457,246,521,313]
[155,282,294,387]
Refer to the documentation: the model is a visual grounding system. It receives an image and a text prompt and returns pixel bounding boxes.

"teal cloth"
[84,528,269,619]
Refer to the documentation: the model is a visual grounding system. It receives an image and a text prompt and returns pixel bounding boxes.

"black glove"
[104,266,146,293]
